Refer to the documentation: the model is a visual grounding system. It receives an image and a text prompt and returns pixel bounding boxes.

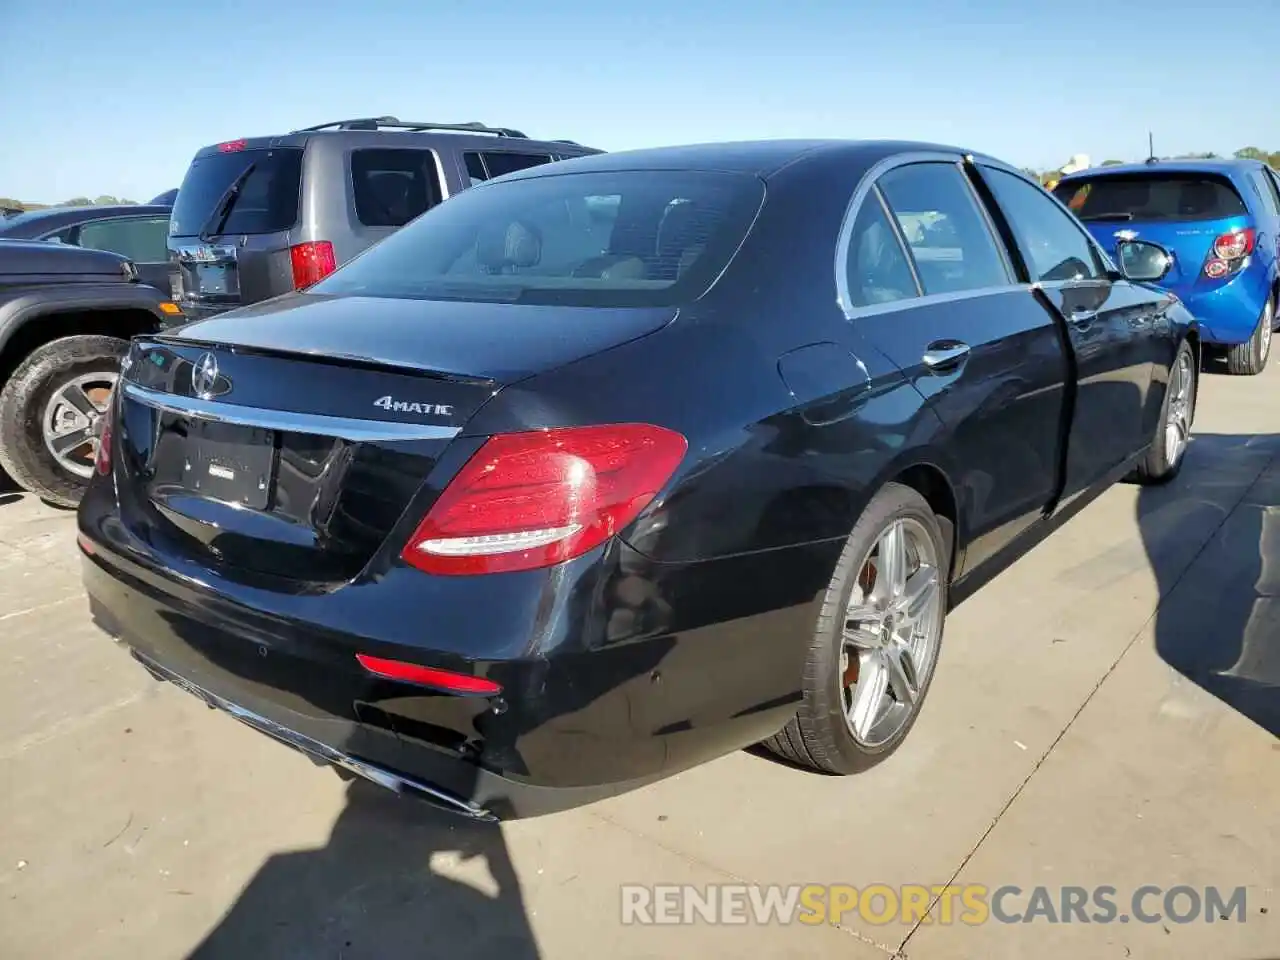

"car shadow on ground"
[187,780,539,960]
[0,466,19,503]
[1137,431,1280,737]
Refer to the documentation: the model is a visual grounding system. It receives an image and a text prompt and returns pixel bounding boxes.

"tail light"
[356,653,501,695]
[94,396,115,476]
[290,241,337,289]
[217,139,248,153]
[1203,227,1256,279]
[401,423,688,576]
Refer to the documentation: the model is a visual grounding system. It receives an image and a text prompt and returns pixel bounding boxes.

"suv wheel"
[0,335,128,507]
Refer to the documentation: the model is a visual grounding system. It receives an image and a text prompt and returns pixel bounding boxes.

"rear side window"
[310,169,764,308]
[351,149,444,227]
[464,151,554,186]
[1053,173,1248,222]
[77,216,170,262]
[876,162,1010,295]
[1247,170,1280,217]
[985,168,1100,282]
[170,148,303,237]
[842,195,918,308]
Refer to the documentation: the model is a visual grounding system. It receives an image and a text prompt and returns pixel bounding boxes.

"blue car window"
[1248,171,1280,218]
[877,162,1011,296]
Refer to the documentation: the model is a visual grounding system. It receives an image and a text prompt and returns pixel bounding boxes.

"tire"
[763,482,950,774]
[1225,297,1273,376]
[0,335,129,508]
[1132,339,1197,486]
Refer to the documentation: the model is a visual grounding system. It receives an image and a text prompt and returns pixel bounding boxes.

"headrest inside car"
[476,220,542,271]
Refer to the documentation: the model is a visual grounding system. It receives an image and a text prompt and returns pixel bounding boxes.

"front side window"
[311,169,764,307]
[985,168,1100,282]
[351,149,444,227]
[77,217,170,262]
[876,162,1010,295]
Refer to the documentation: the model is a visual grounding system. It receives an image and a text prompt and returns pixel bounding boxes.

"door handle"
[922,342,970,371]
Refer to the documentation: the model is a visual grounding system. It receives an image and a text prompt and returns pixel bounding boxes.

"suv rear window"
[170,148,303,237]
[310,169,764,308]
[1053,173,1248,222]
[351,149,445,227]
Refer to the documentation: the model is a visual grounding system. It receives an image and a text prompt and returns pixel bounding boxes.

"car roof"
[492,139,1009,181]
[1058,158,1267,182]
[0,204,172,237]
[190,120,602,160]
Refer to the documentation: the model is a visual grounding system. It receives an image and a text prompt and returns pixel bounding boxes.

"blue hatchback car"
[1054,159,1280,375]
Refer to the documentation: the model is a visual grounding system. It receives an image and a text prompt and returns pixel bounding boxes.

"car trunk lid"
[113,294,676,585]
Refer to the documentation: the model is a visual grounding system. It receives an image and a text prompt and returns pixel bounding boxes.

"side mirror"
[1116,239,1173,283]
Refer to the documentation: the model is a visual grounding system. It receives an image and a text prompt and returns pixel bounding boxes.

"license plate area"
[152,419,276,509]
[193,263,239,298]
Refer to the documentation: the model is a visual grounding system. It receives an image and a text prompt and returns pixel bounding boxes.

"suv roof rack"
[289,116,529,138]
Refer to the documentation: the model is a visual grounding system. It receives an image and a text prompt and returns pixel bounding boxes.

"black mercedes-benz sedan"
[78,140,1198,820]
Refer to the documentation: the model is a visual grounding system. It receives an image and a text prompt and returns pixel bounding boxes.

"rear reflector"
[290,241,337,289]
[402,423,688,576]
[356,653,502,694]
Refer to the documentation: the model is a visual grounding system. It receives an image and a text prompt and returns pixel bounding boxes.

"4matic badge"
[373,395,454,418]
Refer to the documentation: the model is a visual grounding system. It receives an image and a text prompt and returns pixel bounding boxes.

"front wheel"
[0,335,128,508]
[1132,339,1197,485]
[763,483,949,774]
[1225,297,1272,376]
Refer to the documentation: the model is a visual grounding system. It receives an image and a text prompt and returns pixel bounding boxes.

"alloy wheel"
[1164,348,1193,468]
[840,517,943,747]
[41,372,117,479]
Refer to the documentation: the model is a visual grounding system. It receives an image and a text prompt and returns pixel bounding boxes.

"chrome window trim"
[835,151,1027,319]
[121,381,461,442]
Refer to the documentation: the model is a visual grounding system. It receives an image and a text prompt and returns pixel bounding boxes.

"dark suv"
[168,117,601,319]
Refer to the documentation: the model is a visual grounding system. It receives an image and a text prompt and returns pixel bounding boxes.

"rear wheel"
[763,483,948,774]
[1225,297,1272,375]
[0,335,127,507]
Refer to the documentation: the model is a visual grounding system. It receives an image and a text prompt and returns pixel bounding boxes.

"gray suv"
[168,117,601,320]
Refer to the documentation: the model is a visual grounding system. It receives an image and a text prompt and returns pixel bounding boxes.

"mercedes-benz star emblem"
[191,352,220,400]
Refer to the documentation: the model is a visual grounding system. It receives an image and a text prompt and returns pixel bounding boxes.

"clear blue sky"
[2,0,1276,203]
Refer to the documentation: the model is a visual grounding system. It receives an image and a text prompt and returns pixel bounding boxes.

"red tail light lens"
[217,139,248,153]
[94,397,115,476]
[401,423,688,576]
[1203,227,1256,278]
[356,653,501,695]
[1212,227,1255,261]
[290,241,337,289]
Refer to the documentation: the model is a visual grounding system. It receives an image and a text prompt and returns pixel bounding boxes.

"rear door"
[73,214,173,291]
[840,157,1069,575]
[1245,168,1280,282]
[460,149,556,187]
[168,146,305,315]
[982,165,1166,499]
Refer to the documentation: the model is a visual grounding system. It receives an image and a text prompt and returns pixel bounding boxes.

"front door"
[976,166,1163,501]
[840,158,1070,576]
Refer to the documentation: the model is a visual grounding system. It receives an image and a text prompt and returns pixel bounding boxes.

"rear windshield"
[308,169,765,307]
[169,147,303,237]
[1053,173,1248,222]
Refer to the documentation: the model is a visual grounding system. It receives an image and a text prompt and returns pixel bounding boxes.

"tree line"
[0,195,141,213]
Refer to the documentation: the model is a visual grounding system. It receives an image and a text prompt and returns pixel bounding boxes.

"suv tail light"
[94,396,116,476]
[290,241,337,289]
[1203,227,1256,279]
[401,423,688,576]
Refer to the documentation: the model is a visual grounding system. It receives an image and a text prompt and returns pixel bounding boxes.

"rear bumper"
[1175,266,1272,345]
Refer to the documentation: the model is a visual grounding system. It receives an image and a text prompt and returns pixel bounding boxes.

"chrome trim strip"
[121,381,461,442]
[132,652,496,821]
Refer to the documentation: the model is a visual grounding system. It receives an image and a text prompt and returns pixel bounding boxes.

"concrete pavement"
[0,361,1276,959]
